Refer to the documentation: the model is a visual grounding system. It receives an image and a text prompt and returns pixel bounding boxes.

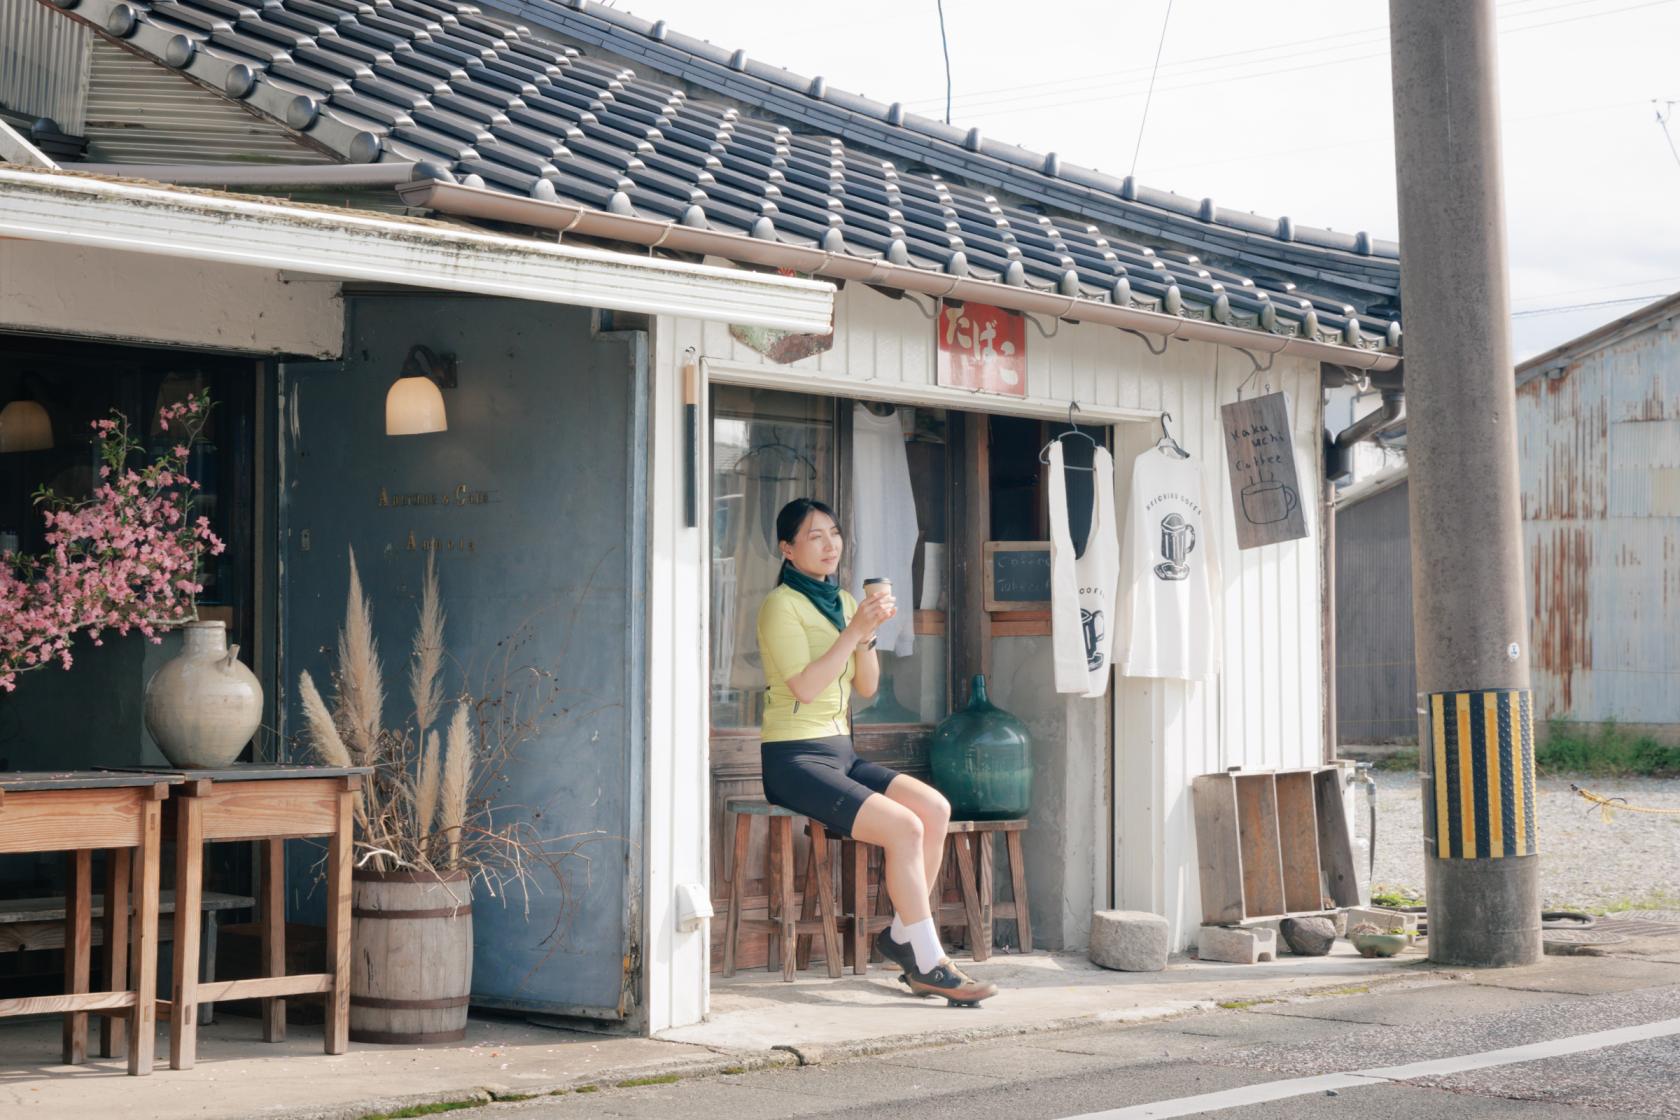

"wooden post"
[977,832,996,960]
[169,786,207,1069]
[100,849,130,1058]
[323,779,355,1055]
[260,837,286,1042]
[776,817,796,983]
[722,813,750,977]
[950,413,992,703]
[128,788,165,1077]
[61,848,92,1064]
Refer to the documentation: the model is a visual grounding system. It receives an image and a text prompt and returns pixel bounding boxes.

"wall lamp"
[385,345,457,437]
[0,381,53,454]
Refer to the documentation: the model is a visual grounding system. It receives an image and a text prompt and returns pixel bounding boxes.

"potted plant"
[1,392,249,766]
[296,546,575,1044]
[1349,921,1412,958]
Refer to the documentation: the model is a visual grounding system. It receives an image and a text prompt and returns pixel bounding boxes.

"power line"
[903,0,1676,120]
[1511,294,1670,317]
[900,0,1586,110]
[1656,99,1680,171]
[1129,0,1173,180]
[935,0,953,126]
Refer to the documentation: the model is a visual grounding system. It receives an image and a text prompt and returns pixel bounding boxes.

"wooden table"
[0,771,179,1076]
[118,765,368,1070]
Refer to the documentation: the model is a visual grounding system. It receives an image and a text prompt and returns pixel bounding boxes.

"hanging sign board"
[1220,391,1309,549]
[983,541,1051,611]
[937,301,1027,397]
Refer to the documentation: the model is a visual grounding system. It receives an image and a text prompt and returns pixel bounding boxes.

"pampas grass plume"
[298,670,352,768]
[337,546,385,765]
[439,701,472,869]
[415,728,441,853]
[409,550,445,736]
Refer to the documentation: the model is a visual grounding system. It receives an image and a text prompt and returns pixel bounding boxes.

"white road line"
[1059,1016,1680,1119]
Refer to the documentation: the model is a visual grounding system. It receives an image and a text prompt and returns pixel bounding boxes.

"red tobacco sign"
[936,301,1027,397]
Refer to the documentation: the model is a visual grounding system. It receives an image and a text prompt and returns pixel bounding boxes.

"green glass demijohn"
[929,674,1032,820]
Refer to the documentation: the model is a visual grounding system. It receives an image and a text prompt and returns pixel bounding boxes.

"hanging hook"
[1156,411,1190,459]
[1118,327,1170,356]
[1068,400,1082,430]
[1024,312,1063,339]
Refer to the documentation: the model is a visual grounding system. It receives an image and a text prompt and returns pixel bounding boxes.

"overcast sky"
[607,0,1680,360]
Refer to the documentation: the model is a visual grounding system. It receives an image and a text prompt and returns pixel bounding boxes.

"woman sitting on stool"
[755,497,996,1006]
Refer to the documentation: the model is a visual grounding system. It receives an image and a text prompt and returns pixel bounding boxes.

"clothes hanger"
[735,426,819,481]
[1155,411,1191,459]
[1038,401,1098,473]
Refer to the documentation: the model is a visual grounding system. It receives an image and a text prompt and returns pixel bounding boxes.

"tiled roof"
[41,0,1402,351]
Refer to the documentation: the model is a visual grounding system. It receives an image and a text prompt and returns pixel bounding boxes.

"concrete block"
[1088,910,1169,972]
[1196,925,1277,964]
[1346,907,1420,935]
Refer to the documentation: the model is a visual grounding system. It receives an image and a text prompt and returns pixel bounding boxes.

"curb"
[275,965,1452,1117]
[273,1050,799,1120]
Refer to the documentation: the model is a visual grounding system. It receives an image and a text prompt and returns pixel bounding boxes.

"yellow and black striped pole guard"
[1422,689,1537,859]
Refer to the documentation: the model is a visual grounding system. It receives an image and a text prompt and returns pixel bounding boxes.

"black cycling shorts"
[760,735,901,837]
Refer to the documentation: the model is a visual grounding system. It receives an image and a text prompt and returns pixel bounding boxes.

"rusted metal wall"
[1518,311,1680,727]
[1335,480,1419,742]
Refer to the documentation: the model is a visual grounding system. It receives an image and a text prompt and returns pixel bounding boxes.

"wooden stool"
[795,827,893,976]
[939,819,1032,961]
[721,798,842,981]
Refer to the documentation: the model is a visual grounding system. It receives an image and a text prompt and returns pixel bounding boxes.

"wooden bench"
[721,798,843,981]
[0,890,255,1026]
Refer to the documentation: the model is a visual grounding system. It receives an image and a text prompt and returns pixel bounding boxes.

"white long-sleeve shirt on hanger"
[1118,448,1222,682]
[1048,441,1120,697]
[848,404,919,656]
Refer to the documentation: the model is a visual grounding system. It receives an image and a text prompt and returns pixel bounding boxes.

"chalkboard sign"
[984,541,1052,611]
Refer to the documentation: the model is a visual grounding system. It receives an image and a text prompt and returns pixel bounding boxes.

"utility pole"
[1388,0,1541,966]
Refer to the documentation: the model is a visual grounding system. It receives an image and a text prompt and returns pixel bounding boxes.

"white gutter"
[397,179,1401,373]
[0,167,834,333]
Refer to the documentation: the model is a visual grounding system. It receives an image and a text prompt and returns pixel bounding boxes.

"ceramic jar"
[929,674,1032,820]
[142,620,263,768]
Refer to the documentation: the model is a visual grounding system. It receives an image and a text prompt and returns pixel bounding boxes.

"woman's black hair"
[775,497,841,545]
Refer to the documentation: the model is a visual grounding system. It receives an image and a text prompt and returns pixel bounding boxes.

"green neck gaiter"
[778,560,847,634]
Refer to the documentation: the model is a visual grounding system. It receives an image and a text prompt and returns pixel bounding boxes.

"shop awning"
[0,167,834,334]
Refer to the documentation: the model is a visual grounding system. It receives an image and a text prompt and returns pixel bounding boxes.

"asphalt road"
[480,953,1680,1120]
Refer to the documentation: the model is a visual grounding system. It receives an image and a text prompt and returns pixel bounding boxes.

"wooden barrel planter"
[349,869,473,1044]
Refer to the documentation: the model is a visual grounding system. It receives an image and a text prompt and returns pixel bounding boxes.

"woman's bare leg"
[883,775,952,896]
[849,794,930,925]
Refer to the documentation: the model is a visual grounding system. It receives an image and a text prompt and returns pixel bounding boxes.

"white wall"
[647,283,1328,1027]
[0,240,343,356]
[642,325,712,1033]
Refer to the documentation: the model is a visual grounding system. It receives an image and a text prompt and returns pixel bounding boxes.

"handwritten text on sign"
[1219,392,1309,550]
[937,301,1027,397]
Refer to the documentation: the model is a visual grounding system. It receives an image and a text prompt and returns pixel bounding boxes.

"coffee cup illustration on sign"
[1154,513,1196,581]
[1240,479,1299,525]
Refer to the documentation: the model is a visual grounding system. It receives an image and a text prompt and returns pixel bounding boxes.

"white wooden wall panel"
[656,283,1328,993]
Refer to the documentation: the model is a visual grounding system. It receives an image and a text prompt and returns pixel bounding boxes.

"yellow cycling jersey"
[757,584,858,742]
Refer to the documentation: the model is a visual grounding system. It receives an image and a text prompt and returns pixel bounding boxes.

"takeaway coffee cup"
[1241,479,1299,525]
[862,577,892,600]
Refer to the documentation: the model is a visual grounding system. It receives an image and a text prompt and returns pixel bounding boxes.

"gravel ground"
[1367,770,1680,910]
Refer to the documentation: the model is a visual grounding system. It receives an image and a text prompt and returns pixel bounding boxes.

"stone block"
[1088,910,1169,972]
[1196,924,1277,964]
[1280,916,1336,956]
[1346,907,1420,935]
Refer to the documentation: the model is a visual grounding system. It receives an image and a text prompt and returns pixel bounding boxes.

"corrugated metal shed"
[1335,474,1418,742]
[0,0,90,131]
[1518,294,1680,727]
[1334,293,1680,739]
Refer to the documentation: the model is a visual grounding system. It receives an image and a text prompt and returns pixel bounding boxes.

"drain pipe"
[1327,387,1405,481]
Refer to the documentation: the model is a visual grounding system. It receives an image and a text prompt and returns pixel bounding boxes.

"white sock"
[890,914,908,943]
[902,917,944,973]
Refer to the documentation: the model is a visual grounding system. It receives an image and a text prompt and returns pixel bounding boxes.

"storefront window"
[851,405,948,726]
[709,387,836,731]
[708,391,950,733]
